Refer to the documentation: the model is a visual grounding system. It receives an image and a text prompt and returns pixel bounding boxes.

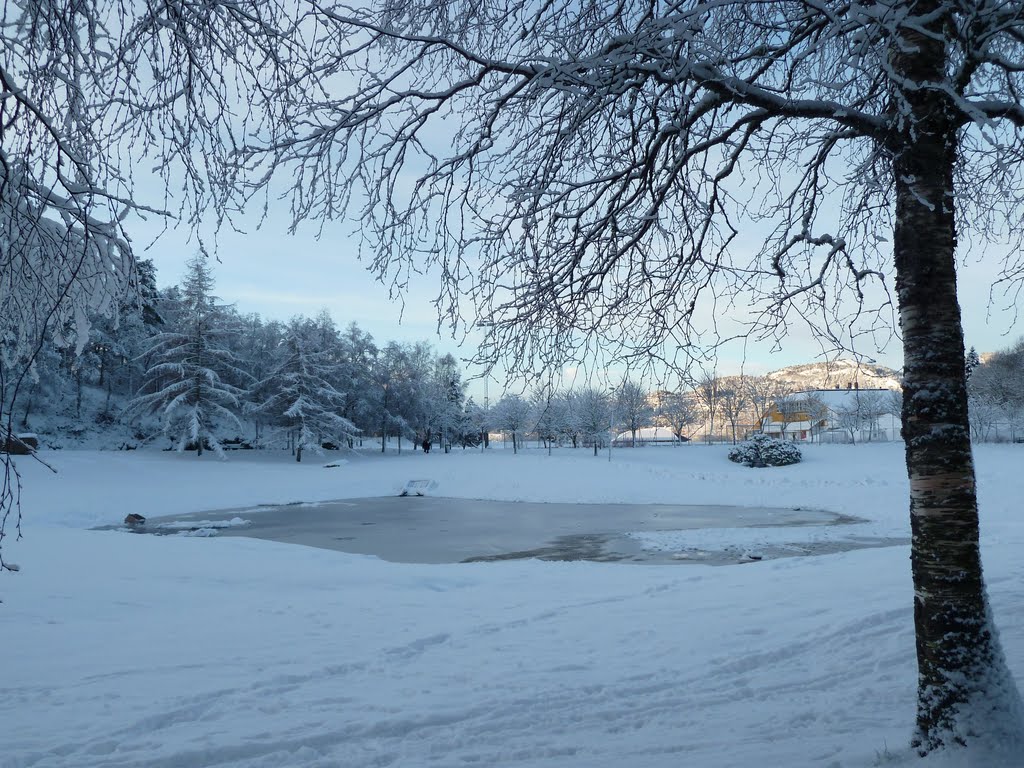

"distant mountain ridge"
[765,359,902,391]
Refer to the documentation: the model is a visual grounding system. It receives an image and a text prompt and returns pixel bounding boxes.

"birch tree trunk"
[892,5,1021,749]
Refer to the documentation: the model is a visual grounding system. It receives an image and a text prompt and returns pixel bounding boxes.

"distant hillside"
[765,359,901,391]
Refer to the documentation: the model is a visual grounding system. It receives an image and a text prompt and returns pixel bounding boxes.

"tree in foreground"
[235,0,1024,753]
[0,0,295,569]
[125,256,248,457]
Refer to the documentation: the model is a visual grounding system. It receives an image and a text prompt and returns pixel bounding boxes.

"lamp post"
[608,387,616,463]
[481,373,489,453]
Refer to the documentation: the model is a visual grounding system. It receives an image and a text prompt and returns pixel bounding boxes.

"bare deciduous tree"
[230,1,1024,750]
[855,391,887,442]
[616,379,653,447]
[717,376,752,444]
[746,377,790,435]
[655,390,700,443]
[531,383,567,455]
[773,391,825,441]
[691,374,721,445]
[968,338,1024,441]
[967,391,1002,443]
[8,0,1024,754]
[240,3,1024,748]
[571,388,613,457]
[492,393,532,453]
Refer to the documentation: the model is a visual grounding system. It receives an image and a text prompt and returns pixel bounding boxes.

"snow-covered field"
[3,444,1024,767]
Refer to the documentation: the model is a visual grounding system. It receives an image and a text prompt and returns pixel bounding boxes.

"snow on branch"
[225,1,917,373]
[1,0,304,541]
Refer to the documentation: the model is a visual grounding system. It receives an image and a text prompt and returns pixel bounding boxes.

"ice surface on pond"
[137,496,888,565]
[155,516,251,531]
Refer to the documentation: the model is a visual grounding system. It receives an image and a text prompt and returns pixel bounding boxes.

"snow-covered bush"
[728,434,802,468]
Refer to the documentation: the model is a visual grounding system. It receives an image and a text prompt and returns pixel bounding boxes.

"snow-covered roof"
[782,388,893,411]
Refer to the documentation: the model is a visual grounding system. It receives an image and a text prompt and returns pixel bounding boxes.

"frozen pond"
[114,496,905,565]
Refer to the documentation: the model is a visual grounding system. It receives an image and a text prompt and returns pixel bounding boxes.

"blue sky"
[133,199,1021,400]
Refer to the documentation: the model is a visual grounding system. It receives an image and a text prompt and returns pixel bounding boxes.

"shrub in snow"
[728,434,802,468]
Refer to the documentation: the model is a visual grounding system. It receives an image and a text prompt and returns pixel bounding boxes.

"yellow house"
[760,388,901,442]
[760,396,828,441]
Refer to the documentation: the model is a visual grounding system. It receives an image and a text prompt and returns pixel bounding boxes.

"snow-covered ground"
[3,443,1023,767]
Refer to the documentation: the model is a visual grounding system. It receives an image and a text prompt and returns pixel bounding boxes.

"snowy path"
[6,531,930,768]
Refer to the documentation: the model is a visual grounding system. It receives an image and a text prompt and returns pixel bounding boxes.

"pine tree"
[125,255,248,456]
[965,347,981,382]
[370,342,415,453]
[337,323,378,446]
[251,318,357,462]
[430,353,466,453]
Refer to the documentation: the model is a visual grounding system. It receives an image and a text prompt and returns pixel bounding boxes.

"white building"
[612,426,686,446]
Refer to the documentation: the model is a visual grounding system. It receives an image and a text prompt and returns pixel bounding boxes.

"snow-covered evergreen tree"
[429,354,466,452]
[337,323,378,445]
[125,256,248,456]
[251,318,357,462]
[965,347,981,382]
[234,315,283,446]
[370,342,415,453]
